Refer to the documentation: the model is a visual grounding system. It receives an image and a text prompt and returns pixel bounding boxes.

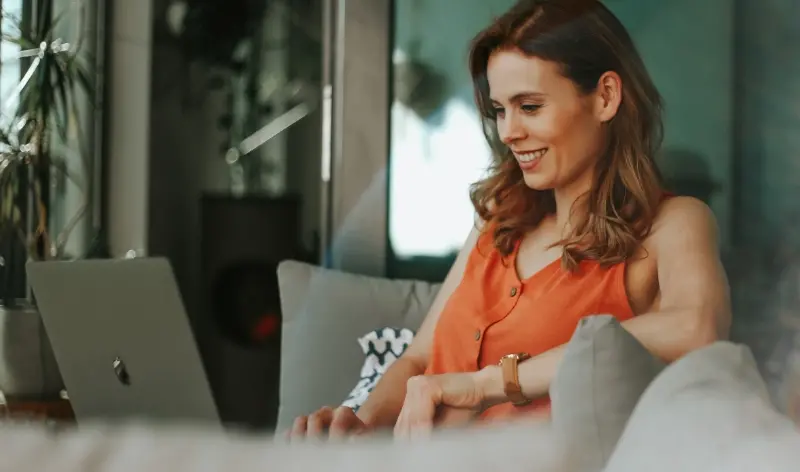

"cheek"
[524,109,583,146]
[567,117,605,160]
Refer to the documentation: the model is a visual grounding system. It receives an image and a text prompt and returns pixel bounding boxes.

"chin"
[522,174,554,191]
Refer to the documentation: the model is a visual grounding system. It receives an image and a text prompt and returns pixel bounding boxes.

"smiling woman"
[468,0,665,268]
[392,0,730,434]
[290,0,731,440]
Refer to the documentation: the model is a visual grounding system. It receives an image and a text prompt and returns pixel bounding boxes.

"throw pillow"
[342,327,416,411]
[275,260,439,432]
[604,342,800,472]
[549,314,665,472]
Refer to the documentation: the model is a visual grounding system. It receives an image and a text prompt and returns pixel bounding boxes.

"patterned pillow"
[342,327,415,411]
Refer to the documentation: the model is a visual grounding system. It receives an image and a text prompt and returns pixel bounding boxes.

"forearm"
[477,308,718,405]
[356,356,427,429]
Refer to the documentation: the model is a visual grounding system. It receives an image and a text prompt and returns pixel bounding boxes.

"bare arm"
[356,226,482,429]
[476,197,732,404]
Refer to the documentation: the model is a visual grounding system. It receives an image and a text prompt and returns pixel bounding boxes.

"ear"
[594,71,623,123]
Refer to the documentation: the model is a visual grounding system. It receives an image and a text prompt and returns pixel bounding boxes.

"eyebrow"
[490,92,547,104]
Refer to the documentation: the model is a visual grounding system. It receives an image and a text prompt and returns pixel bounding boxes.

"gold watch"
[498,353,532,406]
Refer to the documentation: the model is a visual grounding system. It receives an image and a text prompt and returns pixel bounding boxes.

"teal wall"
[609,0,735,250]
[736,0,800,248]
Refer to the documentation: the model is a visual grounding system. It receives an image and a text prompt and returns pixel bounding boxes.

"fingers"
[408,377,437,431]
[307,406,334,438]
[393,403,412,440]
[289,415,308,439]
[394,376,437,440]
[329,406,360,439]
[435,406,475,429]
[395,408,433,439]
[288,406,364,441]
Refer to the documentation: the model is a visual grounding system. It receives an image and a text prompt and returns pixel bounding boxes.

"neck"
[552,180,592,235]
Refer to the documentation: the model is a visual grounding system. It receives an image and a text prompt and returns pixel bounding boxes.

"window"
[0,0,23,129]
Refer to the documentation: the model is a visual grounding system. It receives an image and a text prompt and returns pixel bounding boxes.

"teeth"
[516,149,547,162]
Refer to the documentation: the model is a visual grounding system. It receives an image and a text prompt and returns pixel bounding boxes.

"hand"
[288,406,368,440]
[393,372,485,439]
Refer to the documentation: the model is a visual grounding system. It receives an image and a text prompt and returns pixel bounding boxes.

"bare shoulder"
[649,196,719,246]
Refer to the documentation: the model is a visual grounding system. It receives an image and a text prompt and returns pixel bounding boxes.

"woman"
[289,0,731,440]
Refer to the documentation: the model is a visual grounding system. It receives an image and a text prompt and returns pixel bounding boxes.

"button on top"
[510,286,518,297]
[474,329,481,341]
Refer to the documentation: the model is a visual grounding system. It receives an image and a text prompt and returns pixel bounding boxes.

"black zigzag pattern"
[364,328,412,365]
[342,327,416,412]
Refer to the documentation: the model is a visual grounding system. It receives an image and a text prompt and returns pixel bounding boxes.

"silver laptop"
[26,257,221,427]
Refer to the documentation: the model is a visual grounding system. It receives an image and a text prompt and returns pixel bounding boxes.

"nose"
[499,113,526,145]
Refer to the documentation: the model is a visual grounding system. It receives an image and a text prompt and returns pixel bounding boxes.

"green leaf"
[11,204,21,226]
[74,64,94,96]
[34,0,55,40]
[2,34,25,46]
[49,154,81,189]
[52,57,70,140]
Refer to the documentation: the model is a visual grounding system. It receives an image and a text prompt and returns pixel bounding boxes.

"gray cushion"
[550,315,665,472]
[276,260,440,432]
[604,342,800,472]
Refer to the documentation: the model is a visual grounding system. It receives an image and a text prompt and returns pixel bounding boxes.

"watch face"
[499,354,518,365]
[499,353,530,366]
[502,353,529,361]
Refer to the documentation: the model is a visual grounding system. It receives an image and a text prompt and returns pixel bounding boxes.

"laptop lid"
[26,257,221,427]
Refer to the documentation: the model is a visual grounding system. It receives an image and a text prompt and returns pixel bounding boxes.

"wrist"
[473,365,506,408]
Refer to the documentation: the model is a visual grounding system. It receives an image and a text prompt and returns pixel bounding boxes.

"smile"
[514,148,547,171]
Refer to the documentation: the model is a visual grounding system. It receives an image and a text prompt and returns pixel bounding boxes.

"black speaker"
[199,193,302,431]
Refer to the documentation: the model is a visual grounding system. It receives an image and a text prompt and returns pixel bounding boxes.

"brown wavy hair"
[468,0,665,270]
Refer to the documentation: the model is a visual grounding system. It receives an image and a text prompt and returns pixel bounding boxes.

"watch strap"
[499,353,532,406]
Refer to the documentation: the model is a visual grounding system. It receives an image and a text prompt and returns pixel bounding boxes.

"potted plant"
[0,0,94,400]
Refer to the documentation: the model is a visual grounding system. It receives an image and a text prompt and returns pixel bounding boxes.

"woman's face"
[487,49,620,194]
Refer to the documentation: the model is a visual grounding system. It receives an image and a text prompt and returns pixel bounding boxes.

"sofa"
[274,260,800,470]
[0,260,799,472]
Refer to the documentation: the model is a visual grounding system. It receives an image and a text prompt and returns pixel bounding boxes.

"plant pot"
[0,301,64,400]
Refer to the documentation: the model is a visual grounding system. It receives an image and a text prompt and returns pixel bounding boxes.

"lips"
[514,148,547,171]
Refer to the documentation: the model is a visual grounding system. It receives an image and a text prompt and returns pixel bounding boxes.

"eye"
[520,104,542,114]
[492,107,505,118]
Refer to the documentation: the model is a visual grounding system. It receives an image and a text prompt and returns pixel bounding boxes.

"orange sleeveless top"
[424,230,635,421]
